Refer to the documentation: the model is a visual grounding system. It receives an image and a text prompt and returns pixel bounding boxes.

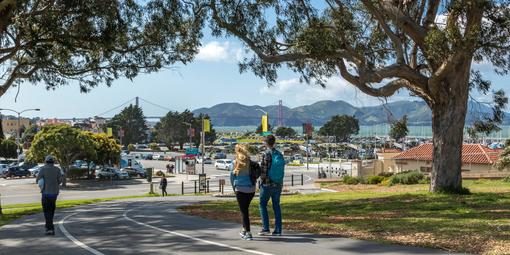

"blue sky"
[0,34,508,119]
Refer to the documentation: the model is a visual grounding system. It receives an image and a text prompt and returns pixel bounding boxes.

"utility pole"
[201,118,205,174]
[0,108,40,164]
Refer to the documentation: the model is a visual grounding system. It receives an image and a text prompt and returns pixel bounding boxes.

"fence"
[172,173,306,195]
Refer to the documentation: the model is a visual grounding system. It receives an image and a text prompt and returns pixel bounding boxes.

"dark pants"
[161,186,167,196]
[42,196,57,231]
[235,191,255,232]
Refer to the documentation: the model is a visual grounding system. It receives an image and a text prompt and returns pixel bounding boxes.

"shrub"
[366,175,385,184]
[389,171,425,185]
[342,176,360,185]
[149,143,160,151]
[503,176,510,183]
[418,176,431,184]
[378,172,394,178]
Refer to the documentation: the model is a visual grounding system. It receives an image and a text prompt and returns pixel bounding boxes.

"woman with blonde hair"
[230,144,259,240]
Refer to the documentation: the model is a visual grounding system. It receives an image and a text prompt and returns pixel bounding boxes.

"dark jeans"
[42,196,57,231]
[259,184,282,233]
[161,186,167,196]
[235,191,255,232]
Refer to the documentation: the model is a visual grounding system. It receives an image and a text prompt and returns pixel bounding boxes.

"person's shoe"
[242,232,253,240]
[49,230,55,236]
[272,231,282,236]
[45,230,53,235]
[258,229,271,236]
[239,230,247,238]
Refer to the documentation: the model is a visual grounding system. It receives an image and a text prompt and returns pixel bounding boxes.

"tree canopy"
[27,124,96,187]
[389,115,409,142]
[0,0,203,98]
[154,110,216,148]
[206,0,510,193]
[107,104,148,146]
[275,126,297,138]
[0,138,18,159]
[318,115,359,142]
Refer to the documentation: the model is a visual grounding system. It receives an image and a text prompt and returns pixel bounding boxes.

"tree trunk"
[62,166,68,188]
[430,76,470,193]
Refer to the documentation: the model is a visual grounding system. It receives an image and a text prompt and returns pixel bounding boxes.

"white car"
[196,157,213,164]
[152,154,164,160]
[96,167,129,180]
[215,159,233,170]
[28,164,44,177]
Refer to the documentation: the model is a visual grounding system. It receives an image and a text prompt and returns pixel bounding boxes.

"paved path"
[0,196,453,255]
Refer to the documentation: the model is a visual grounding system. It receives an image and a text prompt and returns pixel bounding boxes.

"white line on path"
[58,213,105,255]
[123,208,274,255]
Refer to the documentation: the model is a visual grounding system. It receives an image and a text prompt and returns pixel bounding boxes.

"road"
[0,196,450,255]
[0,160,316,205]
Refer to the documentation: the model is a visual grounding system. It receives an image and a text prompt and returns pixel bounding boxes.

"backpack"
[268,149,285,184]
[249,160,261,185]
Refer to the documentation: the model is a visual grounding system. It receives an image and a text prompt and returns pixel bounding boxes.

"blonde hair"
[234,144,250,175]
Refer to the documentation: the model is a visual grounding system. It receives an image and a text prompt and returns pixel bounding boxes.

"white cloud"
[259,77,413,107]
[196,41,246,62]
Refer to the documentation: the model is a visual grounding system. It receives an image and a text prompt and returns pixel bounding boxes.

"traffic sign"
[185,148,199,155]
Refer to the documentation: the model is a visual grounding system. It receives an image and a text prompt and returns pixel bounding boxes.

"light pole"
[0,108,40,162]
[182,122,193,151]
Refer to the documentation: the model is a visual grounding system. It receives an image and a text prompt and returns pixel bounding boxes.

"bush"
[342,176,360,185]
[378,172,394,178]
[503,176,510,183]
[389,171,425,185]
[149,143,160,151]
[366,175,385,184]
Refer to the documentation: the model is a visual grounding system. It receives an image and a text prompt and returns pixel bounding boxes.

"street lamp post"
[0,108,40,216]
[182,122,193,151]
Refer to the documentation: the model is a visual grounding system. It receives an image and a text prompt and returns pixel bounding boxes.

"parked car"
[164,155,174,161]
[152,154,163,160]
[96,167,129,180]
[215,159,233,170]
[28,164,44,177]
[4,166,31,178]
[213,152,227,159]
[142,154,153,160]
[121,167,146,178]
[0,164,9,178]
[196,157,213,164]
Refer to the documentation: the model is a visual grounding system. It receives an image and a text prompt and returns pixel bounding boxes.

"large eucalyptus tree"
[206,0,510,193]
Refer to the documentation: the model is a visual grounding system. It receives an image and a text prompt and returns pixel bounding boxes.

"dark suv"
[4,166,30,178]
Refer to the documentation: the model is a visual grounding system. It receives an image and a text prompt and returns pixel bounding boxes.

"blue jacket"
[230,161,254,190]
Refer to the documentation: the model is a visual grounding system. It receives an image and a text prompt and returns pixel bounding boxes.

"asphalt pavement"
[0,196,453,255]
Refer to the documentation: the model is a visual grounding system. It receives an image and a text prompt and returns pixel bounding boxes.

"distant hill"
[193,100,510,126]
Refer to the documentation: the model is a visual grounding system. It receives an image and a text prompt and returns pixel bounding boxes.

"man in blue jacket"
[259,135,285,236]
[36,155,62,235]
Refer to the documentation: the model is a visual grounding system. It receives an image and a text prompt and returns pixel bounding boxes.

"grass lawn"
[0,193,159,227]
[181,180,510,254]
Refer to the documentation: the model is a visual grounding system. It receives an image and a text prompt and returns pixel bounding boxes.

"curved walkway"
[0,197,456,255]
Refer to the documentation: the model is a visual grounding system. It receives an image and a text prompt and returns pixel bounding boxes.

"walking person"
[36,155,63,235]
[159,175,168,196]
[230,144,260,241]
[259,135,285,236]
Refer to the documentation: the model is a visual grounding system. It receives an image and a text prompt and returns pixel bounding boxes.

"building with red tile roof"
[389,143,507,179]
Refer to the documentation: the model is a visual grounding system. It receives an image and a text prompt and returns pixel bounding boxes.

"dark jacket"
[36,164,63,195]
[260,149,273,184]
[160,177,167,188]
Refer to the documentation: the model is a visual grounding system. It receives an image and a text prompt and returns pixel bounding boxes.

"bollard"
[301,173,304,186]
[194,180,197,194]
[181,181,184,195]
[291,174,294,186]
[206,180,210,193]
